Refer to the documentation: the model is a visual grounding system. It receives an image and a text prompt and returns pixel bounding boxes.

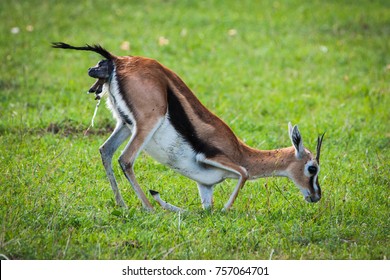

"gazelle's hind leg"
[149,184,213,212]
[149,190,185,212]
[118,118,164,211]
[99,123,131,208]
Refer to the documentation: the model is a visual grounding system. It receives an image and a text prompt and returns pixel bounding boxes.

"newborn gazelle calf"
[87,59,114,99]
[52,42,324,212]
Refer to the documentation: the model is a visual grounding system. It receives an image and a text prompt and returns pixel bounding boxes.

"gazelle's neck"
[240,145,296,179]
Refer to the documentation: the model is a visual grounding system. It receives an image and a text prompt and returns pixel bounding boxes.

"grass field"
[0,0,389,260]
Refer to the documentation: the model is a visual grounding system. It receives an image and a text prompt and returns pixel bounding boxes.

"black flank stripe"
[167,87,221,157]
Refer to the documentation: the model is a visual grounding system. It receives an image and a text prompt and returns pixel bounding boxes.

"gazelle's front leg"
[197,183,214,210]
[198,156,248,211]
[118,118,164,211]
[222,174,248,211]
[99,123,131,208]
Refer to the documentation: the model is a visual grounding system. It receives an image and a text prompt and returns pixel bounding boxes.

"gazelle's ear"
[288,122,304,158]
[288,122,294,137]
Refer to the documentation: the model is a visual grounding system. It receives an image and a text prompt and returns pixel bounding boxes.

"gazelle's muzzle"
[305,193,321,203]
[306,132,324,204]
[305,174,322,203]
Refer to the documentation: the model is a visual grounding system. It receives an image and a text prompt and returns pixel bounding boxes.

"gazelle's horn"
[316,133,325,164]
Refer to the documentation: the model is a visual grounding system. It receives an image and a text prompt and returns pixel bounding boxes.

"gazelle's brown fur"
[52,42,324,212]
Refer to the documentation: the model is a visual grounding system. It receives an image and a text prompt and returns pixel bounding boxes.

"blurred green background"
[0,0,388,259]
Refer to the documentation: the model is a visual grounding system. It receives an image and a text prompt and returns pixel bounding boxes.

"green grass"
[0,0,389,259]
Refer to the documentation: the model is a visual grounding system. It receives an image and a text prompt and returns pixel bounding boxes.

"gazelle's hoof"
[116,199,128,209]
[149,190,159,196]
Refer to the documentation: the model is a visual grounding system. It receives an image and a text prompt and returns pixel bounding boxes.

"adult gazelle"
[53,42,324,212]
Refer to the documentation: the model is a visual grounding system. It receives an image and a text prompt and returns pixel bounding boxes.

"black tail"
[51,42,113,60]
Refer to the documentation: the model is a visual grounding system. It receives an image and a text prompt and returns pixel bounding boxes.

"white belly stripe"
[144,116,228,185]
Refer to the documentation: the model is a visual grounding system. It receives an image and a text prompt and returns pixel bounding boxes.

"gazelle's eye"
[308,166,317,175]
